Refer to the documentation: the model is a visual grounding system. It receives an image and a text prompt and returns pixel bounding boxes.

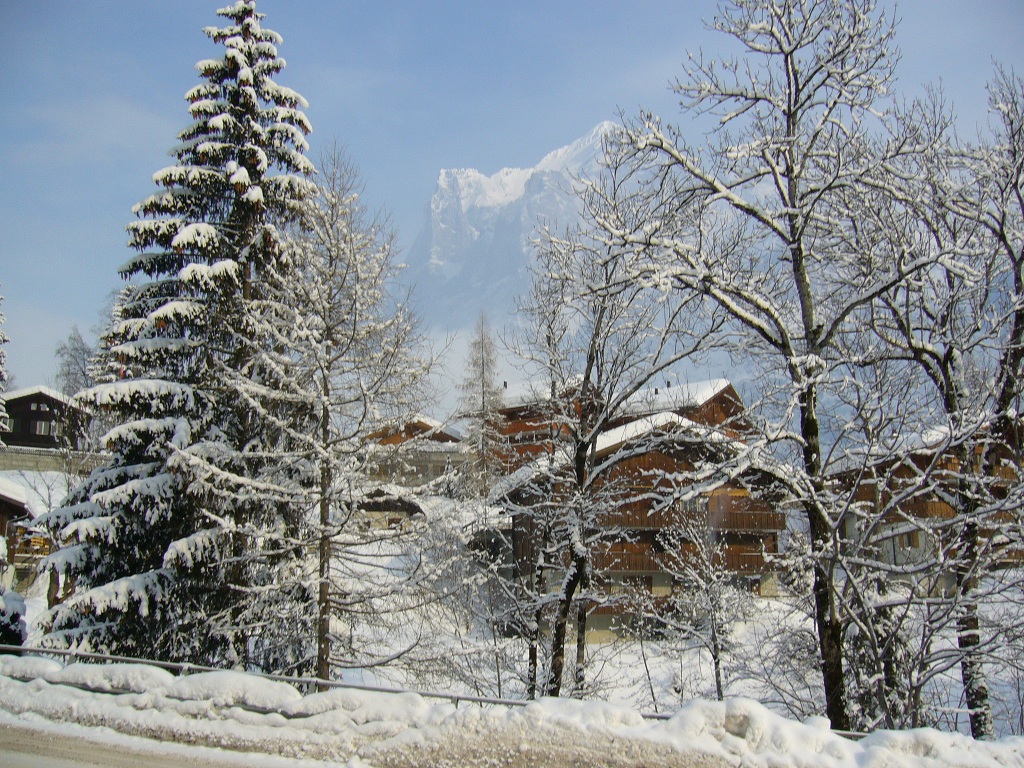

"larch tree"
[250,146,430,682]
[457,312,506,495]
[38,0,316,667]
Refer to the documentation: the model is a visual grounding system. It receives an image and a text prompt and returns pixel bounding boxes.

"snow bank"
[1,654,1023,767]
[50,662,175,694]
[0,654,62,680]
[167,670,302,709]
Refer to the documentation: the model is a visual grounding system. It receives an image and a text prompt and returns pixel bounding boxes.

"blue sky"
[1,0,1022,390]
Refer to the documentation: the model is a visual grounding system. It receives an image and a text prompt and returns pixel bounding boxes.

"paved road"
[1,719,732,768]
[0,722,269,768]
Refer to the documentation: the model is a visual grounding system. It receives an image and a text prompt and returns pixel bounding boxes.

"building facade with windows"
[492,380,786,639]
[1,387,86,450]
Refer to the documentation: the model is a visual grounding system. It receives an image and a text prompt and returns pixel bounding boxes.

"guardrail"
[0,643,867,738]
[0,643,544,716]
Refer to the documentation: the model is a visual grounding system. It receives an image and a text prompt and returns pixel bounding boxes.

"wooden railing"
[593,546,773,575]
[600,506,784,532]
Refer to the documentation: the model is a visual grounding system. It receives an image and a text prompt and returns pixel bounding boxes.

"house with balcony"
[491,379,785,639]
[839,428,1023,582]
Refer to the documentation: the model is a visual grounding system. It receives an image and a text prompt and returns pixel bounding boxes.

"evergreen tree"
[39,0,315,666]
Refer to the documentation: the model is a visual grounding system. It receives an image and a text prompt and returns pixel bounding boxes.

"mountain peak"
[436,121,618,213]
[407,124,613,330]
[535,120,618,175]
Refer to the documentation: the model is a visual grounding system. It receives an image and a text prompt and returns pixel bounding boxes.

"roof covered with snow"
[0,471,70,518]
[500,378,732,415]
[0,476,29,509]
[620,379,732,417]
[2,386,74,408]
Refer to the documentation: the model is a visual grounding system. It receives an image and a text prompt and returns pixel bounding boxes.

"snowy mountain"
[405,122,616,331]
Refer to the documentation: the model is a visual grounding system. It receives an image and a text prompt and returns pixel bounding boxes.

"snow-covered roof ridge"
[2,385,74,408]
[621,378,732,417]
[594,411,699,456]
[499,378,733,415]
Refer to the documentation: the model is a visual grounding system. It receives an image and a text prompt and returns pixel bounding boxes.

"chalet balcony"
[599,502,784,533]
[594,545,773,575]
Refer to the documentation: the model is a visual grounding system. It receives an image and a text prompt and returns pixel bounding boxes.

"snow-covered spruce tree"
[457,312,506,496]
[603,0,941,730]
[38,0,315,666]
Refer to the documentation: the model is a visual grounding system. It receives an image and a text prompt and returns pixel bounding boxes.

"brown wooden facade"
[496,381,785,633]
[843,439,1023,571]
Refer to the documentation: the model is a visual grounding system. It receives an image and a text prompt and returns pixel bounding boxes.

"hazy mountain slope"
[405,122,614,331]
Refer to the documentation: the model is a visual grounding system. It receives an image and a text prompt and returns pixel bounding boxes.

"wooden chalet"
[840,430,1023,576]
[0,476,50,592]
[364,415,468,489]
[493,379,785,639]
[2,386,87,451]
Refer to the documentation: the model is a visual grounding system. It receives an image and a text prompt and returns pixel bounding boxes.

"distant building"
[2,386,87,451]
[838,430,1023,581]
[492,379,785,639]
[365,415,469,489]
[0,476,48,592]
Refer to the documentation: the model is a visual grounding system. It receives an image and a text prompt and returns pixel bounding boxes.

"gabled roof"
[3,385,75,408]
[365,414,464,445]
[595,411,703,457]
[490,413,742,503]
[499,378,733,417]
[0,476,29,511]
[620,379,732,418]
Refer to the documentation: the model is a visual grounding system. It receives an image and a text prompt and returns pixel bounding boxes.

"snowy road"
[0,722,734,768]
[0,721,274,768]
[0,719,733,768]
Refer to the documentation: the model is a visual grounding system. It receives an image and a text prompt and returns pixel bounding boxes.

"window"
[33,420,52,436]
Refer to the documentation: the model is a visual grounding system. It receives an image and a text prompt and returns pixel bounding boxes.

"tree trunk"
[799,379,851,731]
[316,399,332,688]
[527,605,540,699]
[573,577,588,695]
[710,609,724,701]
[545,562,583,697]
[956,518,994,738]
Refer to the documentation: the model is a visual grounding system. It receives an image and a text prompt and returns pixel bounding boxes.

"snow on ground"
[1,654,1023,767]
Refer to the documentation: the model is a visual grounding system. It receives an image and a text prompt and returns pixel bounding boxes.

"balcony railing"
[593,546,773,575]
[600,505,784,532]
